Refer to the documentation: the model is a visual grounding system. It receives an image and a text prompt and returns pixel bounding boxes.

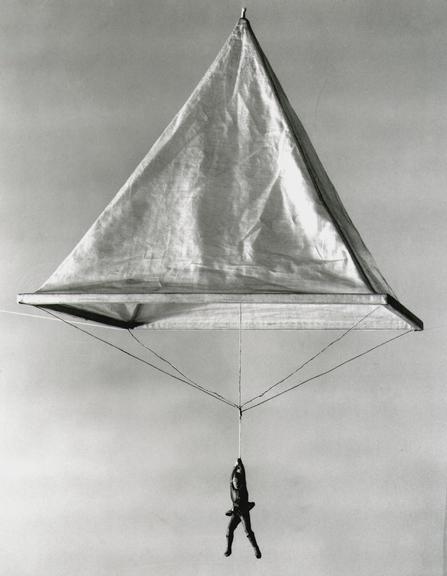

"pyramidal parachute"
[17,14,422,332]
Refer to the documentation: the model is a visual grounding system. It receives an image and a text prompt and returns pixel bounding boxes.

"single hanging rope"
[238,304,243,458]
[238,407,242,459]
[238,304,242,407]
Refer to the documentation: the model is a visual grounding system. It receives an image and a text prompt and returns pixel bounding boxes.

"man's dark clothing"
[230,460,250,510]
[225,459,261,558]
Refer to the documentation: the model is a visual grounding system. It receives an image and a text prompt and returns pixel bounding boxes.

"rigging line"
[37,307,239,410]
[241,306,380,408]
[238,407,242,459]
[127,328,232,405]
[242,329,413,413]
[238,304,242,408]
[238,304,243,458]
[0,308,121,330]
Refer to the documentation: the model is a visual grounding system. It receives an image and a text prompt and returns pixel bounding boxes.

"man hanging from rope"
[224,458,261,559]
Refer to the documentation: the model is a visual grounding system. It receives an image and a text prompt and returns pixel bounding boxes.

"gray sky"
[1,1,446,575]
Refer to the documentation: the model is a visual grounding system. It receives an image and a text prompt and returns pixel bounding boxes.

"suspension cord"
[127,328,232,406]
[0,308,121,330]
[242,307,380,408]
[242,329,413,413]
[38,307,239,410]
[238,304,243,458]
[238,407,242,459]
[238,304,242,408]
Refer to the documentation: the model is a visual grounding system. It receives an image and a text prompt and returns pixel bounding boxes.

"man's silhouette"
[224,458,261,558]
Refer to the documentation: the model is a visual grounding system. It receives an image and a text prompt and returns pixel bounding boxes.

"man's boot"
[247,531,262,559]
[224,533,233,557]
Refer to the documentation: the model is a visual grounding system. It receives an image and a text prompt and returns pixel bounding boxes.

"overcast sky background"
[1,1,446,575]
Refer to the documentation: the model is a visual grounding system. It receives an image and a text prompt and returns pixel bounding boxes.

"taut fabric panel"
[19,17,420,331]
[38,19,373,297]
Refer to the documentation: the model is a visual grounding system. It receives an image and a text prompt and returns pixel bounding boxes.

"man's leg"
[225,514,240,557]
[241,512,262,559]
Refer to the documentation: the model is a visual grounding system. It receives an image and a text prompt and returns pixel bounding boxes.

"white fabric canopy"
[18,16,422,331]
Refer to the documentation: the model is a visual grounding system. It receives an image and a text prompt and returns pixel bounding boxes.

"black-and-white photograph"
[2,1,444,574]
